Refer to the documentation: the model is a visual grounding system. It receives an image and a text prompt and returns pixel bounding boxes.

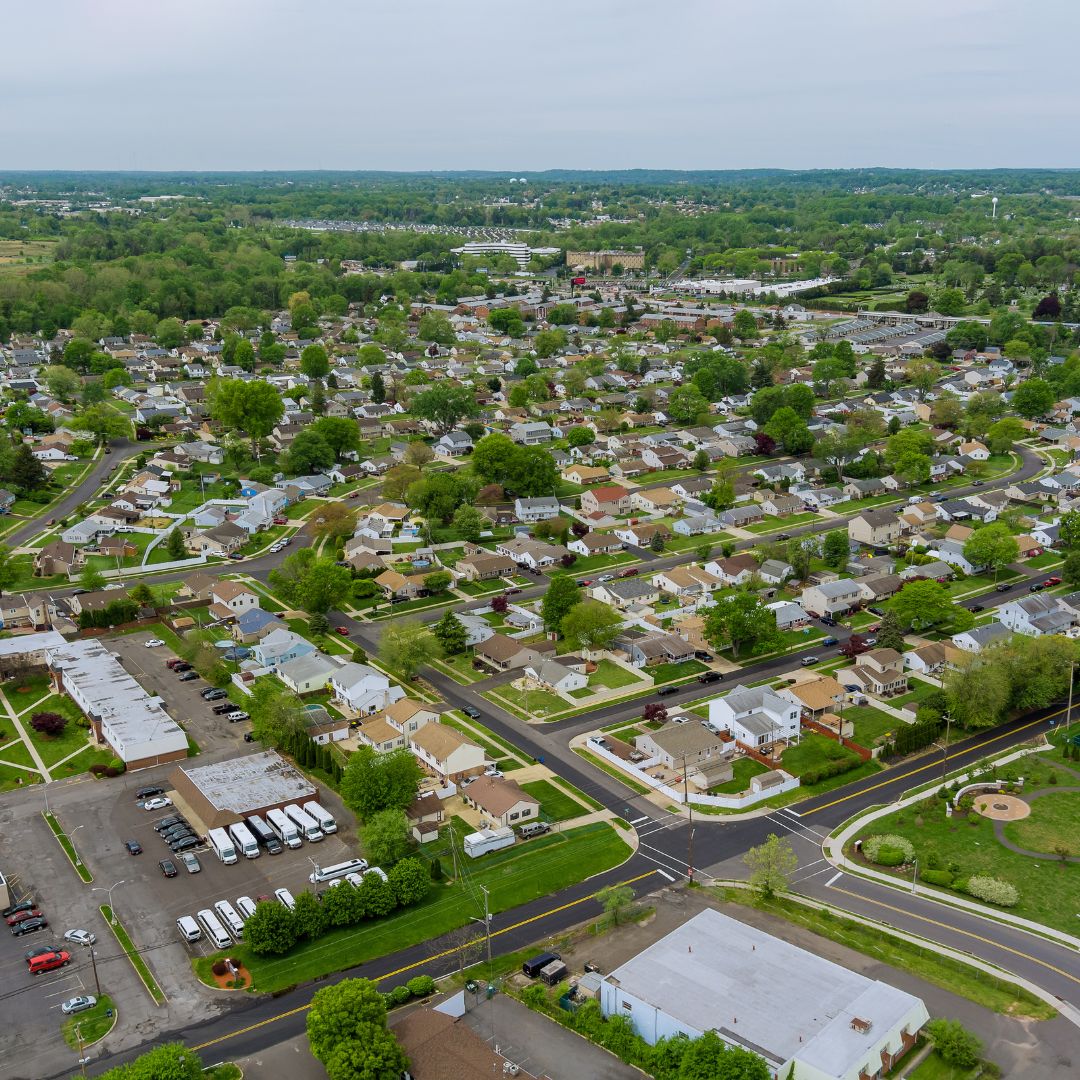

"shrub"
[800,757,862,785]
[30,711,67,737]
[919,869,954,887]
[407,975,435,997]
[390,985,412,1005]
[965,875,1019,907]
[926,1019,983,1068]
[862,834,916,865]
[211,961,228,977]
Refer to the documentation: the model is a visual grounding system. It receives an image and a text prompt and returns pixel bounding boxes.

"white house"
[997,595,1075,637]
[951,622,1012,652]
[524,659,588,694]
[799,578,861,617]
[276,653,338,695]
[514,497,562,523]
[329,661,406,714]
[708,683,800,749]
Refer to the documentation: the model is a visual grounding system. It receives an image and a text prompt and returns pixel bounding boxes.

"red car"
[618,567,639,578]
[335,626,350,636]
[6,909,43,926]
[273,516,288,525]
[577,579,592,588]
[1044,576,1062,587]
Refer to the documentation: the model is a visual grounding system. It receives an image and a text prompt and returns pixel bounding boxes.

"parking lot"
[0,742,363,1078]
[109,630,252,756]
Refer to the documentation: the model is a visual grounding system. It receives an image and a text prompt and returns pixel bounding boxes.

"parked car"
[199,687,223,699]
[135,786,165,800]
[170,836,201,853]
[243,732,255,742]
[694,650,713,661]
[180,852,201,874]
[800,656,819,666]
[171,661,191,672]
[275,888,296,910]
[273,516,288,525]
[142,796,171,811]
[11,917,48,937]
[657,685,678,696]
[822,636,839,646]
[1044,577,1062,587]
[143,639,165,648]
[462,705,482,720]
[6,910,43,926]
[1030,582,1045,592]
[619,568,639,577]
[504,587,522,595]
[335,626,350,636]
[158,860,178,879]
[228,552,244,561]
[697,671,723,684]
[819,616,837,627]
[178,671,199,682]
[61,995,97,1015]
[2,899,37,919]
[577,579,592,588]
[203,689,228,701]
[27,950,70,974]
[995,583,1011,592]
[212,703,234,715]
[63,929,96,947]
[154,815,186,832]
[226,711,249,723]
[971,604,984,613]
[124,840,142,856]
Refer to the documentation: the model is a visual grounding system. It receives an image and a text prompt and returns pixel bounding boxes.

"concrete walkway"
[0,690,48,777]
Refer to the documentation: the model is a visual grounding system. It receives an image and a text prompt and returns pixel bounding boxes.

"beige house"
[456,553,516,582]
[385,697,439,737]
[461,775,541,828]
[410,723,487,782]
[849,648,908,695]
[848,509,902,548]
[474,633,542,671]
[634,722,732,777]
[580,485,634,516]
[353,716,406,753]
[778,674,846,721]
[375,568,422,599]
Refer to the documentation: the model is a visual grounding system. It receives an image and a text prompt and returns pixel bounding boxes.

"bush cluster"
[862,834,916,866]
[244,858,431,958]
[918,869,954,887]
[964,875,1020,907]
[800,757,862,785]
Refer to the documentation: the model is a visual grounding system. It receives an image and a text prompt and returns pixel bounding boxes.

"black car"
[178,671,199,682]
[161,825,194,842]
[243,732,255,742]
[135,786,165,801]
[1,899,37,919]
[154,815,186,832]
[657,685,678,696]
[169,836,201,853]
[694,651,714,662]
[462,706,482,720]
[995,583,1011,592]
[11,917,48,937]
[199,687,221,700]
[203,689,228,702]
[125,840,143,856]
[971,605,984,613]
[172,662,192,672]
[211,703,233,715]
[819,615,837,627]
[24,944,57,960]
[158,860,178,878]
[697,671,723,684]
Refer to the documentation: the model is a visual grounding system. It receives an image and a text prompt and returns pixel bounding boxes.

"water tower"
[991,196,999,219]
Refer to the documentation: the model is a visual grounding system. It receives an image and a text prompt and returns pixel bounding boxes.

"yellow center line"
[803,712,1058,816]
[831,886,1080,987]
[191,870,659,1053]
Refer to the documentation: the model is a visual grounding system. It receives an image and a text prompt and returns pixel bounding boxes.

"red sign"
[572,276,587,286]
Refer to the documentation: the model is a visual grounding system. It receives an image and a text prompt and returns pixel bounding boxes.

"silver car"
[61,995,97,1015]
[63,929,97,947]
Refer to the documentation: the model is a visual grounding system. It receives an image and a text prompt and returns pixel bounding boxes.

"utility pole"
[1065,659,1075,737]
[681,754,694,882]
[89,946,100,996]
[481,884,495,1051]
[940,711,953,784]
[75,1023,87,1077]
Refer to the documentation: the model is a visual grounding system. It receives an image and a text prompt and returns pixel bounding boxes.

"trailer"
[463,825,515,858]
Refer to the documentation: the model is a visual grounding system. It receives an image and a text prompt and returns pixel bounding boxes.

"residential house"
[567,532,625,557]
[631,487,680,514]
[855,573,903,604]
[799,578,861,617]
[718,504,765,529]
[998,595,1076,637]
[375,569,423,600]
[384,697,439,737]
[524,658,588,694]
[758,559,793,585]
[208,581,260,621]
[231,607,281,644]
[589,578,660,609]
[461,776,540,828]
[672,512,723,537]
[276,652,337,695]
[34,541,84,578]
[704,554,758,586]
[848,648,909,696]
[759,492,804,518]
[509,421,555,445]
[436,430,474,456]
[778,675,848,722]
[708,684,801,749]
[580,485,634,517]
[251,628,316,670]
[514,497,562,523]
[474,633,542,672]
[634,721,732,779]
[903,642,961,675]
[410,723,487,783]
[951,622,1012,652]
[612,522,671,548]
[187,522,247,556]
[495,537,566,570]
[848,509,902,548]
[456,552,516,582]
[767,600,810,630]
[562,465,610,485]
[616,628,695,667]
[653,565,722,598]
[328,661,406,714]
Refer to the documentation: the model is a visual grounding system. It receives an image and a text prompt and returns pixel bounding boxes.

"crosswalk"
[766,806,842,887]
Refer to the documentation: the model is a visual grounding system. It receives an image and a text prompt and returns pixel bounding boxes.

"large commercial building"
[565,250,646,272]
[599,909,928,1080]
[450,240,560,268]
[169,751,317,829]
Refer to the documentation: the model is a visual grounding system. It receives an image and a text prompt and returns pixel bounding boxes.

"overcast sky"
[2,0,1076,171]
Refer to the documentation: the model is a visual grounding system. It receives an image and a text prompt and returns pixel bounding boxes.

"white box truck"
[284,803,323,842]
[463,826,515,858]
[228,821,259,859]
[304,801,337,835]
[266,808,302,849]
[208,827,238,865]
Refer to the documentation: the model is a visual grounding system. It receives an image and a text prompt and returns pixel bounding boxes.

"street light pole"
[680,754,694,882]
[92,879,126,923]
[940,712,953,785]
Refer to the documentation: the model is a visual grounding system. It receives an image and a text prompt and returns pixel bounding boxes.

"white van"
[195,908,231,950]
[274,887,296,910]
[214,900,245,940]
[176,915,201,943]
[235,896,256,921]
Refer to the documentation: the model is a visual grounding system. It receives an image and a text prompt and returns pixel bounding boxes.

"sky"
[2,0,1077,171]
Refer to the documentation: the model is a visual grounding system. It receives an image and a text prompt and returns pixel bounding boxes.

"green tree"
[369,370,386,403]
[96,1043,205,1080]
[270,550,354,613]
[341,746,425,821]
[69,404,130,442]
[207,377,284,457]
[128,581,155,607]
[534,328,567,358]
[763,406,813,454]
[1012,378,1055,419]
[418,311,456,344]
[452,504,486,543]
[307,978,407,1080]
[597,884,635,926]
[692,449,711,471]
[733,309,759,340]
[166,528,186,560]
[704,592,783,657]
[1063,551,1080,586]
[43,364,82,403]
[1059,510,1080,550]
[410,384,479,435]
[962,522,1019,579]
[309,503,358,542]
[291,889,329,940]
[744,833,798,899]
[155,317,186,348]
[286,429,336,474]
[560,600,624,653]
[245,900,298,956]
[667,385,710,425]
[364,808,413,867]
[300,344,330,380]
[926,1019,983,1069]
[386,856,432,906]
[890,579,955,630]
[985,417,1025,455]
[875,610,906,653]
[678,1031,771,1080]
[423,570,452,594]
[378,620,441,679]
[541,572,582,631]
[490,308,525,337]
[312,416,362,458]
[79,565,106,592]
[432,610,468,655]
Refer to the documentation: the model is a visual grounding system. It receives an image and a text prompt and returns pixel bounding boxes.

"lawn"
[0,738,36,769]
[485,685,567,720]
[573,748,652,795]
[1025,552,1062,570]
[21,694,95,768]
[664,530,733,554]
[568,551,638,574]
[708,757,768,795]
[589,659,644,690]
[908,1051,979,1080]
[8,673,53,712]
[520,779,589,822]
[1004,789,1080,857]
[431,653,489,684]
[845,705,902,748]
[781,733,861,777]
[743,512,821,534]
[650,659,708,684]
[854,757,1080,934]
[61,994,115,1049]
[208,822,631,992]
[891,680,943,711]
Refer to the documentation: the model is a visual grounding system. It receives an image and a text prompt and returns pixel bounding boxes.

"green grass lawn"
[1004,789,1080,857]
[856,757,1080,934]
[1025,552,1062,570]
[908,1050,980,1080]
[664,530,733,554]
[845,705,902,747]
[61,993,115,1049]
[519,779,588,821]
[589,659,644,690]
[891,680,944,711]
[650,659,708,683]
[431,653,490,684]
[8,673,53,712]
[743,512,821,534]
[485,685,567,719]
[207,822,630,992]
[781,733,861,776]
[708,757,768,795]
[568,551,637,574]
[21,695,95,767]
